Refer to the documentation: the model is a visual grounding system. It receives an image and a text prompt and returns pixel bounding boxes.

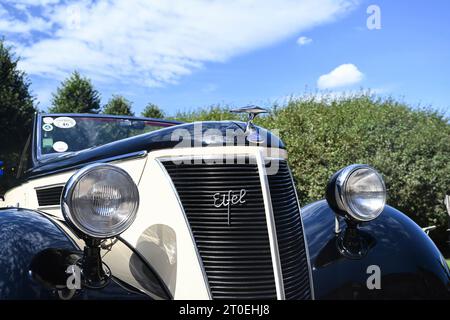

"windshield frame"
[34,113,181,164]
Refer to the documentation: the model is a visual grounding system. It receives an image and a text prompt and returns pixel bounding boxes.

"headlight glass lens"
[63,164,139,238]
[344,167,386,221]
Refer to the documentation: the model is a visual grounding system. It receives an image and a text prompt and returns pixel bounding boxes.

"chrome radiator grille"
[162,158,311,300]
[163,160,277,299]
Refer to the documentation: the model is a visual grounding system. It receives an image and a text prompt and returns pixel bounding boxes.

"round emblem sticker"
[54,117,76,129]
[53,141,68,153]
[43,117,54,124]
[42,124,53,132]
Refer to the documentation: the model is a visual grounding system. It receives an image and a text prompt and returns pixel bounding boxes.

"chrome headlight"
[62,163,139,239]
[326,164,386,222]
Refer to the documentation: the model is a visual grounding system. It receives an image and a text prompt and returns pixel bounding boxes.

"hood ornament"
[230,106,268,143]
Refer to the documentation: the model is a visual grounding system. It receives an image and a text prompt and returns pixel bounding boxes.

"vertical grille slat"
[163,158,311,300]
[268,160,312,300]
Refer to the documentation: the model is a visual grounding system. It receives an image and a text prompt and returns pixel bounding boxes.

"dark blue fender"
[0,208,158,299]
[302,200,450,299]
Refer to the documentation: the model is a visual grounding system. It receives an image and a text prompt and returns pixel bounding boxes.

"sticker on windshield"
[43,117,54,124]
[42,138,53,149]
[53,141,68,153]
[42,124,53,132]
[54,117,76,129]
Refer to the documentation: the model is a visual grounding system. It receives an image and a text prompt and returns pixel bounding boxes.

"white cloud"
[317,63,364,89]
[2,0,357,87]
[297,36,312,46]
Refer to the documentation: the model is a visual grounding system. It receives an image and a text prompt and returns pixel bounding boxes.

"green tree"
[49,71,101,113]
[103,95,134,116]
[0,40,36,194]
[141,103,165,119]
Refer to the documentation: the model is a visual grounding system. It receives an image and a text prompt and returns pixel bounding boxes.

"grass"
[447,259,450,268]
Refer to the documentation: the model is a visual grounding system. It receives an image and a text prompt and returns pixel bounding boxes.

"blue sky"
[1,0,449,116]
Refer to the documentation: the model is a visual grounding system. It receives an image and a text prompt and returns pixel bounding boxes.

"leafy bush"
[174,94,450,249]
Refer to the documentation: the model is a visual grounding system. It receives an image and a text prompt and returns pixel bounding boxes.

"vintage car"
[0,108,449,300]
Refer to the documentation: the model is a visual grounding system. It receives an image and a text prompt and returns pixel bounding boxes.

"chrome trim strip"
[286,166,316,300]
[37,205,61,210]
[156,151,286,164]
[155,158,213,300]
[109,150,148,162]
[28,150,148,180]
[34,183,65,190]
[35,113,43,162]
[256,150,285,300]
[157,154,255,163]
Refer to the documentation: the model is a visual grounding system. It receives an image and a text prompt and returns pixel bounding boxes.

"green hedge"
[175,94,450,249]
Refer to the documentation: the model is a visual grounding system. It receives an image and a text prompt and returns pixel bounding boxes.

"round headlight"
[327,165,386,222]
[62,163,139,239]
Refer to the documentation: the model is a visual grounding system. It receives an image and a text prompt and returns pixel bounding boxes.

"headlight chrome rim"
[62,163,139,239]
[334,164,386,222]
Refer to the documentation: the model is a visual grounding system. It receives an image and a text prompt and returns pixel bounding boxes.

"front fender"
[0,208,158,299]
[302,200,450,299]
[0,208,78,299]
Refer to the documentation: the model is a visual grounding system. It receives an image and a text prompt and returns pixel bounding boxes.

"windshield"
[38,115,175,159]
